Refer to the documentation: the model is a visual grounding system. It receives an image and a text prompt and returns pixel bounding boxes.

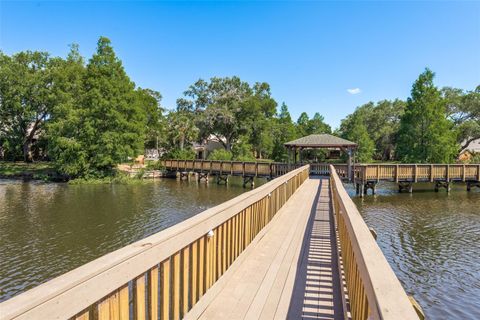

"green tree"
[442,86,480,151]
[46,44,86,175]
[396,69,457,163]
[0,50,53,161]
[338,99,405,160]
[271,103,297,161]
[340,114,374,162]
[296,112,310,137]
[136,88,164,150]
[165,110,198,151]
[178,77,278,158]
[50,37,147,177]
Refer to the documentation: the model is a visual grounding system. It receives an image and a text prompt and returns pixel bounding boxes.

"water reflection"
[347,182,480,319]
[0,177,253,301]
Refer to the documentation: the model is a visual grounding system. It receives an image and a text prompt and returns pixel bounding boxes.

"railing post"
[414,164,417,182]
[430,164,434,182]
[447,164,450,182]
[395,164,399,183]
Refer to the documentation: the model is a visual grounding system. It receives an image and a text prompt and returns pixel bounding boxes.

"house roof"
[284,134,357,148]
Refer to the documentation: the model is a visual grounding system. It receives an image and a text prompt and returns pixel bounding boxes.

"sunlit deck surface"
[185,177,344,320]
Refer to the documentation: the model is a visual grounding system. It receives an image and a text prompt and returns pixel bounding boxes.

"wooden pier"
[354,163,480,195]
[0,164,426,320]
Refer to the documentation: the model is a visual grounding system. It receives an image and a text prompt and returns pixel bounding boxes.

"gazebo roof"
[284,134,357,148]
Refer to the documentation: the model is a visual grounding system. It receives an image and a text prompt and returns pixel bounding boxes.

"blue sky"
[1,1,479,128]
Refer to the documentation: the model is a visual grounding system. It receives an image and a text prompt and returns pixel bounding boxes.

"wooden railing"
[161,159,355,179]
[329,165,421,320]
[161,159,303,177]
[0,166,309,320]
[357,164,480,183]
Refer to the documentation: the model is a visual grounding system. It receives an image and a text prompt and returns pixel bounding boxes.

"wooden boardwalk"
[0,165,422,320]
[184,178,344,320]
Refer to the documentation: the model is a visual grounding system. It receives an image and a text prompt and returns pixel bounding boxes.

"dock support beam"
[467,181,480,191]
[242,176,255,188]
[434,181,451,192]
[356,181,376,196]
[398,182,413,193]
[178,171,189,181]
[216,174,229,185]
[197,172,209,183]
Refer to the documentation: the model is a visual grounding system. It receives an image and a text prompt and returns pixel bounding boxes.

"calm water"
[0,178,250,302]
[348,182,480,320]
[1,179,479,319]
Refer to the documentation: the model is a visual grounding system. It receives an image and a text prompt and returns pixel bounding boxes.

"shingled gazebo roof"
[284,134,357,148]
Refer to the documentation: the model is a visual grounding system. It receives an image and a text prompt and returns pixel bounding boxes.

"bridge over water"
[3,162,476,319]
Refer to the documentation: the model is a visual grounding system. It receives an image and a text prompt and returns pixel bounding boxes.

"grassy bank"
[0,161,56,179]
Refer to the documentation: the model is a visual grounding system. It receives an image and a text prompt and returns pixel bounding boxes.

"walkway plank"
[184,178,344,320]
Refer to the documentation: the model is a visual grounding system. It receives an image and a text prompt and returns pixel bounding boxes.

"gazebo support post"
[347,148,353,182]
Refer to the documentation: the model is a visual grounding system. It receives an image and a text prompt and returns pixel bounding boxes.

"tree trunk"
[23,140,32,163]
[179,137,185,150]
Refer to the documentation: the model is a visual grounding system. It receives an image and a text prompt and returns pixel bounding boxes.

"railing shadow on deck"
[287,177,345,320]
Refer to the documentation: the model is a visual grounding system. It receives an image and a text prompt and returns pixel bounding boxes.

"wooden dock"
[0,165,424,320]
[184,178,344,319]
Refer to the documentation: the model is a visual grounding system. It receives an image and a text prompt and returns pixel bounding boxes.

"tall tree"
[396,69,457,163]
[338,99,405,160]
[340,114,374,162]
[442,86,480,151]
[0,50,53,161]
[47,44,86,173]
[271,103,297,161]
[136,88,164,150]
[50,37,147,177]
[165,110,198,150]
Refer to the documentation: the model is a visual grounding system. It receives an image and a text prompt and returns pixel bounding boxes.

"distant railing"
[356,164,480,183]
[161,159,303,177]
[329,165,421,319]
[161,159,354,179]
[0,166,309,320]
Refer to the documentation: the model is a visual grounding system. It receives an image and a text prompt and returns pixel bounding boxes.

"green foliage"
[162,148,196,160]
[396,69,458,163]
[296,112,331,137]
[165,110,199,150]
[338,100,405,160]
[0,50,53,161]
[271,103,297,161]
[232,136,255,161]
[468,152,480,164]
[442,86,480,150]
[48,37,148,177]
[340,114,374,162]
[207,149,233,160]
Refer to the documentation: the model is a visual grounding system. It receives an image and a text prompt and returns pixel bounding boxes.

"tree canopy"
[1,38,476,178]
[396,69,457,163]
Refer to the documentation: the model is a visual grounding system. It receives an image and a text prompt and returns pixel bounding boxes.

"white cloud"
[347,88,361,95]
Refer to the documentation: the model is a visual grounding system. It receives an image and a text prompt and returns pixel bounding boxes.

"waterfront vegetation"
[1,37,479,180]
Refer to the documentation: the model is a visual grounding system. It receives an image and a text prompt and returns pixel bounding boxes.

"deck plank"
[184,177,344,320]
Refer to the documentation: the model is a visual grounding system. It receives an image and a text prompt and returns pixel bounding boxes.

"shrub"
[208,149,233,161]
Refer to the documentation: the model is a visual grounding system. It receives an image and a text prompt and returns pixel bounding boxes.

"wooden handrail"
[356,163,479,183]
[329,165,419,320]
[0,166,310,320]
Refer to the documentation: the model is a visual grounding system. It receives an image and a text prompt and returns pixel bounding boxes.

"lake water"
[1,178,478,320]
[348,182,480,320]
[0,178,249,302]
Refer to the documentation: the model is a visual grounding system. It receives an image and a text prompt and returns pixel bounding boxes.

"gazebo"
[284,133,358,180]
